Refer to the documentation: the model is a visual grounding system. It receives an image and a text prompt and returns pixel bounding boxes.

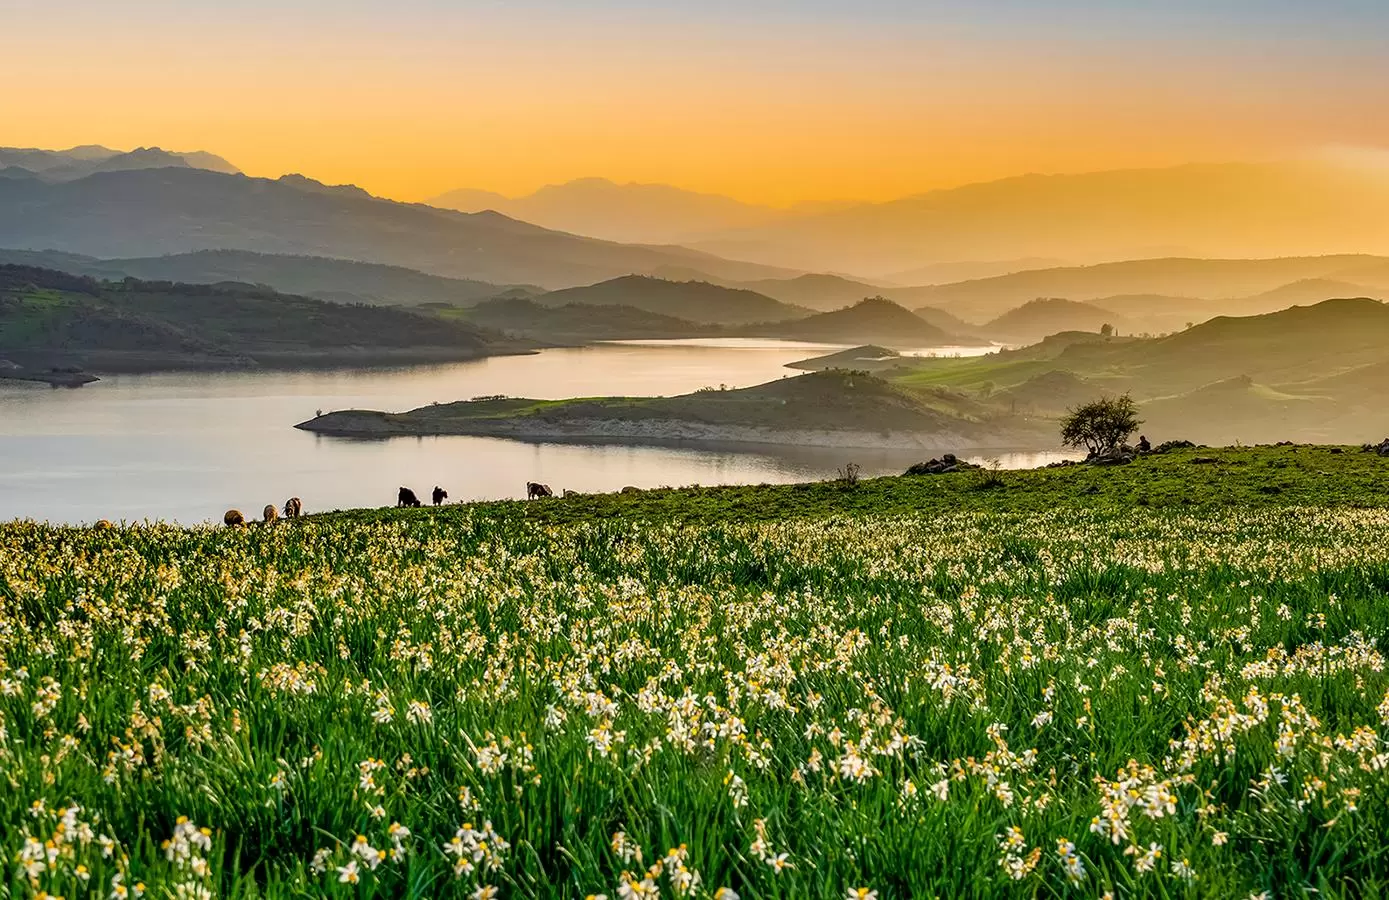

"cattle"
[620,486,640,494]
[262,504,279,523]
[562,489,579,498]
[224,509,245,527]
[432,486,448,506]
[397,487,422,508]
[283,497,303,519]
[526,482,553,499]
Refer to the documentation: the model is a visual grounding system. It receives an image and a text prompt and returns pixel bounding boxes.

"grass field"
[4,447,1389,898]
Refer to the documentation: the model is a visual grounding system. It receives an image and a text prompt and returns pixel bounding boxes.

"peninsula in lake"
[296,369,1044,449]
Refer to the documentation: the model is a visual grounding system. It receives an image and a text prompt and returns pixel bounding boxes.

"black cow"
[397,487,422,508]
[432,486,448,506]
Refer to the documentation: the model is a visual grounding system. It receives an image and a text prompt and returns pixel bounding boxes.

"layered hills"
[0,168,798,288]
[0,264,528,374]
[891,297,1389,443]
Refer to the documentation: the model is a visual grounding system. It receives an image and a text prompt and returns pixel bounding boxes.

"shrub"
[1061,394,1142,456]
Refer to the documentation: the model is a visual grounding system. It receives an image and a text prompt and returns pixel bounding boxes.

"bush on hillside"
[1061,394,1143,457]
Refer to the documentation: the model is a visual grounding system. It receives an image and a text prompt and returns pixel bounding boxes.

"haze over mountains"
[688,161,1389,276]
[5,144,1389,353]
[0,145,239,182]
[0,167,796,288]
[432,178,790,245]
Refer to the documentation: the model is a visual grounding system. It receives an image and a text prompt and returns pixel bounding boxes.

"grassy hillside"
[0,248,529,307]
[535,275,809,325]
[6,447,1389,898]
[300,369,1030,445]
[0,264,527,372]
[891,298,1389,443]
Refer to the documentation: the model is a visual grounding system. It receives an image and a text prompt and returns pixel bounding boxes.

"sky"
[6,0,1389,206]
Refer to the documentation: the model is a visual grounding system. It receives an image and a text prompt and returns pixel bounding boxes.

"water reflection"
[0,342,1072,524]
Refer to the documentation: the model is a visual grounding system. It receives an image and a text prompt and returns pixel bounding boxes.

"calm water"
[0,340,1073,524]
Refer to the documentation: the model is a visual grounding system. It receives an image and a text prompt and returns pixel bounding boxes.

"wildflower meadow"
[4,468,1389,898]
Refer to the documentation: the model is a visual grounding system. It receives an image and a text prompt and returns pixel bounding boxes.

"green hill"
[451,297,713,341]
[749,296,970,348]
[0,264,528,373]
[0,248,529,307]
[534,275,809,325]
[980,297,1133,343]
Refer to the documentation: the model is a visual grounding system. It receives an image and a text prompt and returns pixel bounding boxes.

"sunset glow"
[8,0,1389,205]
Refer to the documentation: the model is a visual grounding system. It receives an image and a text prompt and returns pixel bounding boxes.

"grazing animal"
[432,486,448,506]
[620,486,640,494]
[224,509,245,527]
[397,487,422,508]
[283,497,302,519]
[526,482,553,499]
[94,519,114,529]
[563,489,579,498]
[262,504,279,523]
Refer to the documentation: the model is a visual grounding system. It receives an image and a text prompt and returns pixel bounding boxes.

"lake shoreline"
[0,345,540,380]
[296,408,1046,451]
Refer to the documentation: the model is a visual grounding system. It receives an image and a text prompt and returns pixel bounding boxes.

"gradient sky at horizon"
[7,0,1389,205]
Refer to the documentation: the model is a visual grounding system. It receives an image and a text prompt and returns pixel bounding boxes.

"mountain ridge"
[0,167,800,288]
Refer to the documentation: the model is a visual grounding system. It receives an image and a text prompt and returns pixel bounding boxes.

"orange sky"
[7,2,1389,206]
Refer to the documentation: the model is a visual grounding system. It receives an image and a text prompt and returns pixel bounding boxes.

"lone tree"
[1060,394,1142,457]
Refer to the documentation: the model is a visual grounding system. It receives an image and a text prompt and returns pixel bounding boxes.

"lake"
[0,340,1073,524]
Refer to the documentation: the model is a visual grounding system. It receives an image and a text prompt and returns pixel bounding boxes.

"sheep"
[224,509,245,527]
[94,519,114,530]
[283,497,303,519]
[262,504,279,523]
[397,487,422,508]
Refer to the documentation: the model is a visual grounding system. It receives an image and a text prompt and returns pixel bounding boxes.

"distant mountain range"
[432,177,788,244]
[0,167,798,288]
[0,145,239,182]
[686,162,1389,276]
